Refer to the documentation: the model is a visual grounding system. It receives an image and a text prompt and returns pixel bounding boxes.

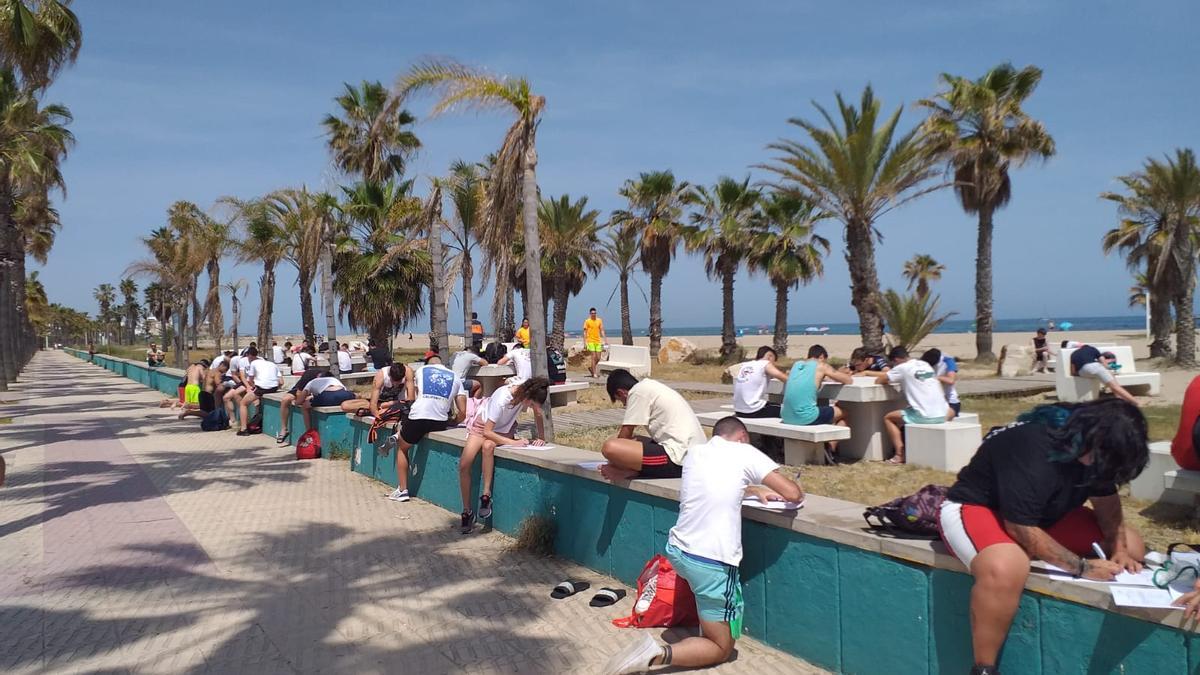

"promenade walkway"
[0,352,822,674]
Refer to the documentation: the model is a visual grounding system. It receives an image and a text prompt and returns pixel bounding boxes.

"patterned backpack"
[863,484,949,538]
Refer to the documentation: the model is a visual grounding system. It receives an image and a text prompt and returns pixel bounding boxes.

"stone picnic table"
[765,376,904,461]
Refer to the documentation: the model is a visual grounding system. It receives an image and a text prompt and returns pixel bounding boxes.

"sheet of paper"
[1110,586,1183,610]
[1042,564,1158,587]
[742,498,805,511]
[577,460,607,471]
[497,444,556,450]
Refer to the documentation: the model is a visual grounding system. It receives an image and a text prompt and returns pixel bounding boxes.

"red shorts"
[938,500,1103,568]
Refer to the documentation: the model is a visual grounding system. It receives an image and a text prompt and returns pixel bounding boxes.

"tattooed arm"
[1004,521,1121,581]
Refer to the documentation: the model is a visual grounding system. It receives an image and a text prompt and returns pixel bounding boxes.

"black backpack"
[201,408,229,432]
[862,484,949,538]
[547,348,567,384]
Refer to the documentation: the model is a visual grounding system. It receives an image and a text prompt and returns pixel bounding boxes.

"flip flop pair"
[550,580,626,607]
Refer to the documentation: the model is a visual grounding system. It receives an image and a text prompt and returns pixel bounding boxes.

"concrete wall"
[66,348,1198,674]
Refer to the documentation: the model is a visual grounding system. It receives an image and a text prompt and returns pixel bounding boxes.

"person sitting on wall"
[292,371,365,433]
[938,399,1149,675]
[603,416,805,674]
[600,369,706,482]
[369,363,413,418]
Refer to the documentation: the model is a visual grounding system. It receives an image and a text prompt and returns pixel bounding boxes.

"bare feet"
[599,463,638,481]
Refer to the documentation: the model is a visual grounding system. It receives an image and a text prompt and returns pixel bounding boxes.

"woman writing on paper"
[937,399,1150,675]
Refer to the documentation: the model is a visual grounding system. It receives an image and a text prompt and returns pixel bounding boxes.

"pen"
[1092,542,1107,560]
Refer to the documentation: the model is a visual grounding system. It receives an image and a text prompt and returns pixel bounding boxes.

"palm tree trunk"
[231,298,239,354]
[428,204,447,354]
[257,263,275,350]
[462,253,473,350]
[174,295,188,368]
[321,242,338,375]
[916,279,930,300]
[846,219,885,353]
[619,270,633,346]
[207,260,223,353]
[190,276,201,349]
[504,285,515,341]
[974,206,996,363]
[720,260,737,364]
[298,270,315,345]
[0,253,10,391]
[521,136,554,441]
[551,273,569,350]
[772,279,789,356]
[1175,271,1196,367]
[649,271,664,354]
[1149,289,1173,359]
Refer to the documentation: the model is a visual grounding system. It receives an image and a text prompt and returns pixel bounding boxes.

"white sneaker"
[601,631,659,675]
[386,488,410,502]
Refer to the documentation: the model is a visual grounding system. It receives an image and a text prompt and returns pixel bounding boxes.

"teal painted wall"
[65,348,1194,674]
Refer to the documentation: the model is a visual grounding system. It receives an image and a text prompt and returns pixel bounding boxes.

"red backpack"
[296,429,321,460]
[612,554,698,629]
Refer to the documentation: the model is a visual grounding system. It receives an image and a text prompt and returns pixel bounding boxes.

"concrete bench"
[548,381,589,407]
[696,411,850,466]
[905,420,983,472]
[1056,346,1160,402]
[1129,441,1200,505]
[598,345,652,378]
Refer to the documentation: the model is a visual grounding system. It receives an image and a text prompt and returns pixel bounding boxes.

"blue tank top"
[781,360,819,425]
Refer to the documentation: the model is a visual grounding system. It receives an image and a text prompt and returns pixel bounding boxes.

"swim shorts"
[184,383,201,406]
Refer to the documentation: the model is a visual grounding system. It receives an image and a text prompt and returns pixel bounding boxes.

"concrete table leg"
[838,399,904,461]
[783,439,825,465]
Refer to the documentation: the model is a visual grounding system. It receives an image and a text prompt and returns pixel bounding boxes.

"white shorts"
[1077,362,1114,384]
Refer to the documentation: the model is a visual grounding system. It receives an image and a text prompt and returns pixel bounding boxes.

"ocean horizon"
[648,315,1149,338]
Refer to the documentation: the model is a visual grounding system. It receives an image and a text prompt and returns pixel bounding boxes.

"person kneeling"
[938,399,1148,675]
[603,416,804,674]
[600,369,706,481]
[459,377,548,534]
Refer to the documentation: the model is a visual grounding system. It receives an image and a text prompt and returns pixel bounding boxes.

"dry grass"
[509,515,557,556]
[963,394,1180,443]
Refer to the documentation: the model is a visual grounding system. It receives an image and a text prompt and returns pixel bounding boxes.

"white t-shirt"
[272,345,286,364]
[451,351,484,380]
[291,352,313,374]
[483,385,523,434]
[211,354,228,371]
[506,348,532,383]
[337,350,353,372]
[228,355,247,378]
[668,436,779,566]
[732,359,771,414]
[303,376,344,396]
[887,359,949,418]
[622,379,706,465]
[246,359,282,389]
[409,364,463,421]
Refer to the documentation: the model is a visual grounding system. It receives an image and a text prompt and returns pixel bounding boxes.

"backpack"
[200,408,229,432]
[367,401,410,445]
[547,348,567,384]
[296,429,321,460]
[612,554,699,629]
[863,484,949,538]
[246,407,264,435]
[483,341,508,363]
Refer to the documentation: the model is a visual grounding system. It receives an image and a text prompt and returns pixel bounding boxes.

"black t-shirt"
[1033,336,1047,350]
[1069,345,1101,373]
[367,346,392,369]
[946,422,1117,527]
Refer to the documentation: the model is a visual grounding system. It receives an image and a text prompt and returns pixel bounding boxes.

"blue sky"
[38,1,1199,334]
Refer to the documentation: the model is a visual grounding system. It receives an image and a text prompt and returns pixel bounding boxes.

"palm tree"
[119,278,138,344]
[127,226,197,367]
[323,80,421,184]
[762,86,941,353]
[222,279,247,353]
[92,283,115,343]
[415,179,448,352]
[611,170,690,355]
[0,0,82,91]
[752,192,830,356]
[25,269,48,338]
[902,254,945,299]
[603,224,645,346]
[538,194,604,349]
[268,189,325,344]
[1101,218,1173,358]
[1102,148,1200,366]
[311,191,341,365]
[396,58,555,438]
[445,159,485,346]
[919,63,1056,362]
[224,196,285,348]
[880,289,956,351]
[143,282,171,342]
[170,201,233,350]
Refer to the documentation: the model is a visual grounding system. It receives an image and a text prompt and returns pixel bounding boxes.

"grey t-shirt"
[451,351,484,380]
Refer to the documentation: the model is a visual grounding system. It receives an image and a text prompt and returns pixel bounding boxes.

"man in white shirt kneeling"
[603,416,804,674]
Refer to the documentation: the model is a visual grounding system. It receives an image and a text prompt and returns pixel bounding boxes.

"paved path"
[0,352,823,674]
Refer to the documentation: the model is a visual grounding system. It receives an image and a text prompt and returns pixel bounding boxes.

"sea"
[648,315,1148,338]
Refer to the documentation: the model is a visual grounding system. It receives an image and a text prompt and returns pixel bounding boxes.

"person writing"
[877,346,949,464]
[841,346,889,375]
[1068,344,1139,406]
[938,399,1149,675]
[381,353,466,504]
[731,346,789,418]
[600,369,705,481]
[583,307,607,378]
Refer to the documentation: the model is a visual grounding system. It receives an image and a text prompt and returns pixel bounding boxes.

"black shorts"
[399,417,450,445]
[253,386,279,398]
[736,403,782,419]
[812,405,836,425]
[950,402,962,415]
[637,436,683,479]
[199,391,216,413]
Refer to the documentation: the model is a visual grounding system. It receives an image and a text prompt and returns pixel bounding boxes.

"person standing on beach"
[583,307,607,378]
[1032,328,1049,373]
[877,346,949,464]
[470,312,485,352]
[515,317,531,349]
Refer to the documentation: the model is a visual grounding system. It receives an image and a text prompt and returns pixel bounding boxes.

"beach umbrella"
[1058,321,1074,331]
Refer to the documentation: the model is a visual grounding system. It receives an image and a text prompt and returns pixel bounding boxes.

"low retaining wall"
[65,347,1198,673]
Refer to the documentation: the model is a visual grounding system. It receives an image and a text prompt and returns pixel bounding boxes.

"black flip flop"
[589,588,626,607]
[550,580,590,599]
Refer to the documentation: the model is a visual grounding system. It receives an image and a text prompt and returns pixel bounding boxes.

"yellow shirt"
[583,318,604,344]
[515,326,530,346]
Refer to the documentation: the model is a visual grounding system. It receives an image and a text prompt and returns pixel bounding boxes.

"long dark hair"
[512,376,550,405]
[1018,399,1149,486]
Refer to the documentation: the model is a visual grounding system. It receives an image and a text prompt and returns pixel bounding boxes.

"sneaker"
[601,631,659,675]
[478,494,493,519]
[275,431,289,444]
[236,430,250,436]
[387,488,410,503]
[460,510,476,534]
